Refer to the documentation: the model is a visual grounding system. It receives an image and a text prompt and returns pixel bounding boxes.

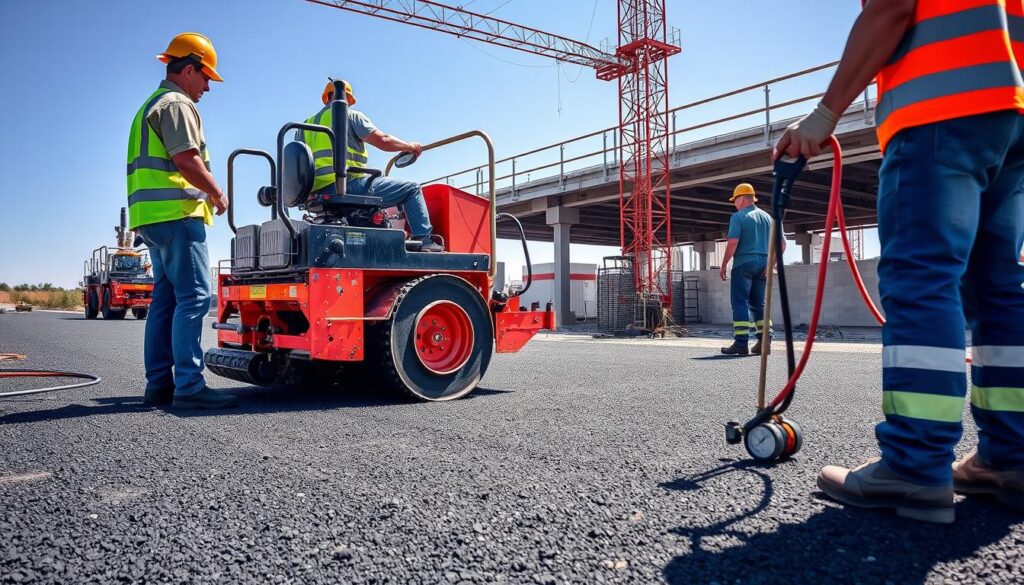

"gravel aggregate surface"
[1,310,1021,584]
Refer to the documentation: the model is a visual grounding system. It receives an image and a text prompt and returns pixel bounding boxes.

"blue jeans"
[137,217,211,396]
[876,111,1024,485]
[730,258,771,343]
[320,176,433,238]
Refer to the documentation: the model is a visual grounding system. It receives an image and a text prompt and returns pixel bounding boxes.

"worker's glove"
[773,102,838,160]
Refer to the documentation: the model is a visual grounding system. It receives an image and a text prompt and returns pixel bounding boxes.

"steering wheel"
[394,151,419,168]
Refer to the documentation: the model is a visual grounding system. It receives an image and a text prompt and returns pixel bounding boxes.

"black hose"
[771,200,796,379]
[496,212,531,297]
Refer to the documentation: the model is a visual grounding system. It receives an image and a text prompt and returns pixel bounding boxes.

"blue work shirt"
[727,206,773,265]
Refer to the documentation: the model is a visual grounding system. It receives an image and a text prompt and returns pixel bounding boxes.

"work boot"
[143,385,174,406]
[953,450,1024,511]
[171,386,240,410]
[751,339,771,355]
[817,458,954,523]
[721,341,748,355]
[419,235,444,253]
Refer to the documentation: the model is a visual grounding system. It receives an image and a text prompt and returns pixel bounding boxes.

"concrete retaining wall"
[684,258,883,327]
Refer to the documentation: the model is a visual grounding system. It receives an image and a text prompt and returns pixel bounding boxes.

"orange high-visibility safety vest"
[875,0,1024,152]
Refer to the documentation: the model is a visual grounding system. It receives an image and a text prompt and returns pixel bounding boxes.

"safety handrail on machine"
[384,130,497,277]
[226,148,277,234]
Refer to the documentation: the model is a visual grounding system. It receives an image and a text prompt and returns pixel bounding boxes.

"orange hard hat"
[322,80,356,106]
[157,32,223,82]
[730,182,757,202]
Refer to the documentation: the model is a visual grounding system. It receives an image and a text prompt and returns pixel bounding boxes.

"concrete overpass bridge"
[427,63,884,324]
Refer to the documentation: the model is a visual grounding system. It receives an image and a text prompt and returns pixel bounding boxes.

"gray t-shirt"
[148,80,206,158]
[298,108,377,160]
[346,109,376,156]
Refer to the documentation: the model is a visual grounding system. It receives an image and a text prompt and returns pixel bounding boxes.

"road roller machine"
[204,80,554,400]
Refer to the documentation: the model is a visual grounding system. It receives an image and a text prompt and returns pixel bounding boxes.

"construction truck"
[204,80,554,401]
[82,207,154,320]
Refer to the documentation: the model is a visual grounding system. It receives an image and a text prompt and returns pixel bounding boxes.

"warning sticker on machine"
[250,285,267,299]
[346,231,366,246]
[289,285,297,298]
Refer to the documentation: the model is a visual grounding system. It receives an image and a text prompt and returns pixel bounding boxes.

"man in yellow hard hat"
[126,32,236,410]
[299,80,442,252]
[719,183,776,356]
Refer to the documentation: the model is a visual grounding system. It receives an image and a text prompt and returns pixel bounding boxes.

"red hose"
[768,136,884,410]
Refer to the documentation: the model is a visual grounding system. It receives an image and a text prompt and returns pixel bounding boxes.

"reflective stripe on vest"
[126,88,212,229]
[875,0,1024,152]
[302,107,371,192]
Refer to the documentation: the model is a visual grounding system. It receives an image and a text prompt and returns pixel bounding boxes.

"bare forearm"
[722,240,739,268]
[821,0,915,114]
[368,132,415,153]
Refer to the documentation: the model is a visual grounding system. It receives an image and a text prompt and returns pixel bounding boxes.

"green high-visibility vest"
[301,107,370,192]
[126,87,213,230]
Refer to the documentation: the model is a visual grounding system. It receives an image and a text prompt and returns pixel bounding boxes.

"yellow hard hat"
[157,32,223,82]
[730,183,757,202]
[322,80,356,106]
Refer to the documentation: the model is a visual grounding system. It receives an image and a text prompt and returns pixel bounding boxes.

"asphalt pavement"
[1,310,1021,584]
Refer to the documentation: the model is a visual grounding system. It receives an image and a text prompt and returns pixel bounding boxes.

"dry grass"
[0,290,83,310]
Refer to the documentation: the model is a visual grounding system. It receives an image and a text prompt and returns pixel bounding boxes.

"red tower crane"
[305,0,680,305]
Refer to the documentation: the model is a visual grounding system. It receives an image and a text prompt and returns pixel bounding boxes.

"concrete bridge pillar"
[693,241,716,271]
[546,206,579,327]
[794,232,814,265]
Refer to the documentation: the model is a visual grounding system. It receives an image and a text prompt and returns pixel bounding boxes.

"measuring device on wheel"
[725,137,886,462]
[725,154,808,462]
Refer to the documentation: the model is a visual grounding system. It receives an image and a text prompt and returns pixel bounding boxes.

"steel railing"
[424,61,876,197]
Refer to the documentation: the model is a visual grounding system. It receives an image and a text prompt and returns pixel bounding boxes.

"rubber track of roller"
[205,349,263,386]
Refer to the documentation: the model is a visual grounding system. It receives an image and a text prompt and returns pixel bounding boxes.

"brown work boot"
[720,341,748,355]
[817,458,954,523]
[953,451,1024,511]
[751,339,771,355]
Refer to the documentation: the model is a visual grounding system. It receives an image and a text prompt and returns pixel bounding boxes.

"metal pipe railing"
[425,62,874,194]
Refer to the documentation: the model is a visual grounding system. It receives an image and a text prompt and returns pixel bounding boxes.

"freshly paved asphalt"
[1,310,1021,584]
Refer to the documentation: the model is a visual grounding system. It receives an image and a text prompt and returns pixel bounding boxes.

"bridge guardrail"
[426,62,877,199]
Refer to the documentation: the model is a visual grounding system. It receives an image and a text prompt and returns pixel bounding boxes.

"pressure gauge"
[745,422,786,461]
[742,418,804,461]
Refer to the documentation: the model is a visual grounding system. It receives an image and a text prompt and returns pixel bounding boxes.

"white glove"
[774,101,839,160]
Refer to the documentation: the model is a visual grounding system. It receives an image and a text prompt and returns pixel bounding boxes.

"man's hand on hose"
[773,102,839,161]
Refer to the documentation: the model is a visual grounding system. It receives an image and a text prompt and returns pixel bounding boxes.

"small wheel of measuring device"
[744,417,803,461]
[131,308,148,320]
[776,417,803,459]
[85,289,99,320]
[376,275,493,401]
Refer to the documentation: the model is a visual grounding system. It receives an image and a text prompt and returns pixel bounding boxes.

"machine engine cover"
[259,218,309,269]
[232,224,260,271]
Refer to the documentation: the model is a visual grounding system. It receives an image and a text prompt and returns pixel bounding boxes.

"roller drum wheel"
[373,275,493,401]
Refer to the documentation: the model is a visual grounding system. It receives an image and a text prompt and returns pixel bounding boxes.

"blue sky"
[0,0,865,288]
